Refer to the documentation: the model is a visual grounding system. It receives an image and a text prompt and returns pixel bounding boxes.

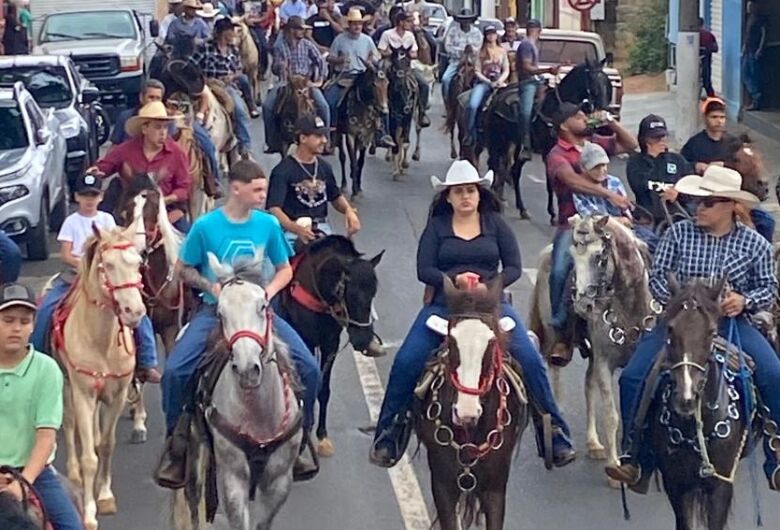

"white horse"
[173,249,302,530]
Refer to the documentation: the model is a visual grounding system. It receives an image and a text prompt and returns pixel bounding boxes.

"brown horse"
[415,278,528,530]
[274,75,316,158]
[443,47,477,160]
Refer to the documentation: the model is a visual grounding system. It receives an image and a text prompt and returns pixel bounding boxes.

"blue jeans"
[31,276,158,369]
[466,82,491,137]
[742,52,762,104]
[192,120,220,184]
[518,79,538,150]
[751,207,775,243]
[440,61,459,101]
[161,304,321,435]
[172,216,191,234]
[375,302,570,439]
[0,229,21,282]
[262,86,331,150]
[33,466,82,530]
[634,224,659,254]
[233,73,258,111]
[226,85,252,151]
[323,83,342,126]
[550,229,574,332]
[620,317,780,480]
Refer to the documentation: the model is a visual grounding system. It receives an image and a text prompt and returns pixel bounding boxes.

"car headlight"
[60,115,83,139]
[0,185,29,206]
[120,56,142,72]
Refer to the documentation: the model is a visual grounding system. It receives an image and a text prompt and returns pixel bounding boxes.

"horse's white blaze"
[571,241,603,298]
[450,320,495,422]
[682,353,694,402]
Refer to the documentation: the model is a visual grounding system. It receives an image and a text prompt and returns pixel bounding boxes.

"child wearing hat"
[0,282,82,529]
[29,174,161,384]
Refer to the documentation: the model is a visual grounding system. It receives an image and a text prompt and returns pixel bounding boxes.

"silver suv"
[0,82,68,260]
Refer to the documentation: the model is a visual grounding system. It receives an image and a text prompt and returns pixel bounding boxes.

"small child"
[0,283,82,529]
[29,174,161,383]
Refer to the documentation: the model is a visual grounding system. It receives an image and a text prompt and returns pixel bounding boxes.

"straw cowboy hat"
[125,101,175,137]
[674,166,759,207]
[196,3,219,18]
[181,0,203,9]
[430,160,493,192]
[345,7,370,23]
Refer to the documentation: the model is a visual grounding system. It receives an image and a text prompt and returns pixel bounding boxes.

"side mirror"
[36,128,51,146]
[149,19,160,38]
[605,52,614,67]
[81,85,100,105]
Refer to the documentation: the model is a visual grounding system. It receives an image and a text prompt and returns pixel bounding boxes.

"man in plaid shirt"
[607,166,780,493]
[262,16,331,153]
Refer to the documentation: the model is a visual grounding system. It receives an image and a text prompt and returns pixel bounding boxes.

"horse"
[172,250,302,530]
[415,277,528,530]
[567,215,655,485]
[650,278,758,530]
[334,61,389,198]
[385,46,419,179]
[273,74,315,158]
[724,133,769,202]
[52,226,146,530]
[0,490,41,530]
[234,19,261,106]
[443,46,477,161]
[277,236,383,456]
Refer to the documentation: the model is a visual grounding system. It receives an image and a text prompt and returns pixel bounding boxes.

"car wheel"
[27,196,50,261]
[95,106,111,146]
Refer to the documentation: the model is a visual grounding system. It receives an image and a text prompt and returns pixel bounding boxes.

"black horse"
[385,46,419,180]
[487,60,613,222]
[277,236,383,456]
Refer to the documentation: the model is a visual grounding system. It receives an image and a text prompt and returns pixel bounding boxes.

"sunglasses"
[695,197,732,209]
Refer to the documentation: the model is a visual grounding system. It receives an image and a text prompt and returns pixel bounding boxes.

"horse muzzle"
[452,400,483,428]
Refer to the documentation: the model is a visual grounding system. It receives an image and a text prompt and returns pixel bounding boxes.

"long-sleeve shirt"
[272,36,326,82]
[165,16,210,44]
[573,175,630,218]
[96,137,192,203]
[626,151,691,222]
[443,25,482,60]
[649,220,776,311]
[190,40,243,79]
[417,211,522,304]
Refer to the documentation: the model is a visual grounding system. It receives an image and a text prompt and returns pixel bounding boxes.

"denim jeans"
[549,229,574,332]
[233,73,258,111]
[375,302,570,440]
[620,316,780,480]
[751,207,775,243]
[191,120,221,184]
[33,466,83,530]
[225,85,252,151]
[518,79,538,151]
[742,52,762,105]
[634,225,659,254]
[0,229,21,282]
[161,304,321,435]
[263,86,331,150]
[440,61,459,102]
[323,83,342,126]
[466,82,490,137]
[31,276,158,369]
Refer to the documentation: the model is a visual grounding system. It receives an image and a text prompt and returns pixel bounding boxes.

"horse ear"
[92,222,104,240]
[667,271,680,296]
[369,250,385,268]
[208,252,233,282]
[594,215,609,233]
[487,275,503,302]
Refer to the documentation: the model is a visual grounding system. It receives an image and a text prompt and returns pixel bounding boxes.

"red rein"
[448,341,504,397]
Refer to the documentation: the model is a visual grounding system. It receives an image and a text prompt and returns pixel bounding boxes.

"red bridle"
[96,242,145,314]
[226,309,274,358]
[448,340,504,397]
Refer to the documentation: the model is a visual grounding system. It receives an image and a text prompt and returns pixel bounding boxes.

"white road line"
[524,267,538,284]
[525,174,545,184]
[352,351,432,530]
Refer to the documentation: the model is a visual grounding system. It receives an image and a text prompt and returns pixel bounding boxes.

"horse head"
[358,57,389,114]
[208,249,276,389]
[389,45,413,73]
[665,276,725,417]
[559,59,612,115]
[287,74,315,115]
[724,134,769,201]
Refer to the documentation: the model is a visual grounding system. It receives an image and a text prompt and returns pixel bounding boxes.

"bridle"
[666,299,715,377]
[446,315,504,397]
[93,241,145,316]
[222,278,276,364]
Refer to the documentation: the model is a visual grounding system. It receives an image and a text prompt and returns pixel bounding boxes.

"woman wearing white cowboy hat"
[370,160,575,468]
[608,164,780,493]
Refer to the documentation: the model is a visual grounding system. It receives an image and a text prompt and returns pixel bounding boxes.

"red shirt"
[546,135,616,226]
[97,137,191,203]
[699,30,718,55]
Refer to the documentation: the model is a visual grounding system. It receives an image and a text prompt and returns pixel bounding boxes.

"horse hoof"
[519,210,531,220]
[392,174,403,182]
[130,429,147,444]
[97,497,117,515]
[607,477,621,490]
[587,447,607,461]
[369,145,376,155]
[412,152,420,161]
[450,152,456,160]
[85,522,98,530]
[318,438,335,457]
[402,160,410,169]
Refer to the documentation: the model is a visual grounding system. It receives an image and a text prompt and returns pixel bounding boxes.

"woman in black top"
[2,5,28,56]
[370,161,574,467]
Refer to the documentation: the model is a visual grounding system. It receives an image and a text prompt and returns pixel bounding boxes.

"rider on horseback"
[440,8,482,105]
[606,166,780,493]
[463,24,509,147]
[160,160,321,481]
[377,11,431,128]
[166,0,211,47]
[263,16,331,153]
[369,160,576,468]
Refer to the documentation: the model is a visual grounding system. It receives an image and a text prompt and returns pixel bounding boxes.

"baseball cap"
[638,114,668,139]
[286,16,309,30]
[214,17,239,34]
[580,142,610,171]
[483,24,498,35]
[700,96,726,115]
[527,18,542,29]
[552,102,581,129]
[0,283,37,313]
[504,17,517,26]
[295,115,330,137]
[74,173,102,195]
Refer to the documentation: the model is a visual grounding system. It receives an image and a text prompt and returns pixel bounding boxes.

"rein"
[0,465,52,530]
[141,232,184,311]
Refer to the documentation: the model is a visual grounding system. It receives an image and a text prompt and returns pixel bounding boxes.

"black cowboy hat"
[164,60,205,96]
[453,8,478,21]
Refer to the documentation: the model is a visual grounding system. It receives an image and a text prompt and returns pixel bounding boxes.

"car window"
[40,11,137,42]
[537,40,599,65]
[0,102,29,150]
[0,66,73,109]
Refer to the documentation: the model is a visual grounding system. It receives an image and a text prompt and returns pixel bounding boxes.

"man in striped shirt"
[607,166,780,493]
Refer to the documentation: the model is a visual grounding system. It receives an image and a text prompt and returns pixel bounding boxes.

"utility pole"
[676,0,700,146]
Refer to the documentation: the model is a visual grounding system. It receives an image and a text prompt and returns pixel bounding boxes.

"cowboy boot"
[530,405,576,468]
[293,431,320,482]
[369,413,413,468]
[154,411,193,489]
[361,336,386,358]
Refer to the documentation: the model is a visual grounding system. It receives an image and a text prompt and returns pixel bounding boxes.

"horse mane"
[0,491,38,530]
[307,235,362,259]
[445,282,501,318]
[228,257,267,286]
[603,218,649,281]
[665,279,721,323]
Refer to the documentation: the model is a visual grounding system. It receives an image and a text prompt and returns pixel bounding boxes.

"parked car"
[32,8,159,121]
[0,55,108,192]
[0,82,68,260]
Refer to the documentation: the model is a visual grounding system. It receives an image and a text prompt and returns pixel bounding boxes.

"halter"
[226,310,274,363]
[448,337,503,397]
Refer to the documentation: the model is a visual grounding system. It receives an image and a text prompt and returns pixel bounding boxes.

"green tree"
[628,0,669,74]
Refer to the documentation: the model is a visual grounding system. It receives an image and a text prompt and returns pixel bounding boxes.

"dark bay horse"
[415,278,528,530]
[443,47,477,160]
[650,278,757,530]
[277,236,383,456]
[386,46,419,179]
[274,74,316,157]
[334,61,389,199]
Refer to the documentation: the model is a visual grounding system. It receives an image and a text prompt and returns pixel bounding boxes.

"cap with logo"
[295,115,331,137]
[74,173,102,195]
[638,114,668,140]
[0,283,37,313]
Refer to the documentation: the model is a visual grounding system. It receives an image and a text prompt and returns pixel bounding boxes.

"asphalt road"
[20,97,780,530]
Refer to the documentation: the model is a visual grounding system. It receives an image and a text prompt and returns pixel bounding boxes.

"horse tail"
[460,491,481,529]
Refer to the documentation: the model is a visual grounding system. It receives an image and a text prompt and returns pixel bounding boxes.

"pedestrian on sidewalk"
[681,97,735,175]
[699,17,718,98]
[742,0,767,111]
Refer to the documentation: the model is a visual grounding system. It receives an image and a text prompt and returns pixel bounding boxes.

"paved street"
[21,95,780,530]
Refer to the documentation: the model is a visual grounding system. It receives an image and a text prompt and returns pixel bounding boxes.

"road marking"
[524,267,538,284]
[525,174,545,184]
[352,350,432,530]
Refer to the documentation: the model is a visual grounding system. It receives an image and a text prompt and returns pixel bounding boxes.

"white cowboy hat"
[197,3,219,18]
[674,166,759,207]
[430,160,494,192]
[345,7,370,23]
[125,101,175,137]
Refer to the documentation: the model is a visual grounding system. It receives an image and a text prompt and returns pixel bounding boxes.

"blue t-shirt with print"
[180,208,292,304]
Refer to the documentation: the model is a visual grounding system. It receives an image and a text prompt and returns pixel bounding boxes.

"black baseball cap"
[552,102,581,129]
[527,18,542,29]
[295,115,330,137]
[214,17,238,34]
[394,11,409,23]
[74,173,102,195]
[0,283,37,313]
[638,114,668,139]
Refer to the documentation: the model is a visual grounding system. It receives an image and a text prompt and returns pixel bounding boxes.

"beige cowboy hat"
[345,7,370,23]
[125,101,175,137]
[430,160,494,192]
[181,0,203,8]
[674,166,759,207]
[197,3,219,18]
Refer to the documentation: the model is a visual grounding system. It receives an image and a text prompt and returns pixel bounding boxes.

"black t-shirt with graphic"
[307,13,338,48]
[267,155,341,221]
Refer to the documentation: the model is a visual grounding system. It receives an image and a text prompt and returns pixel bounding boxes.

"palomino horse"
[385,46,419,179]
[273,75,315,158]
[202,81,238,173]
[53,226,146,530]
[234,19,261,106]
[277,236,383,456]
[333,61,389,198]
[567,215,654,485]
[415,278,528,530]
[174,250,302,530]
[443,47,477,160]
[410,25,437,162]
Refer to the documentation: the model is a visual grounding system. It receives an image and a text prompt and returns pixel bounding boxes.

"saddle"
[206,79,235,115]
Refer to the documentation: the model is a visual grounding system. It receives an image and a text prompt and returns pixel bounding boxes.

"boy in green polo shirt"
[0,283,82,529]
